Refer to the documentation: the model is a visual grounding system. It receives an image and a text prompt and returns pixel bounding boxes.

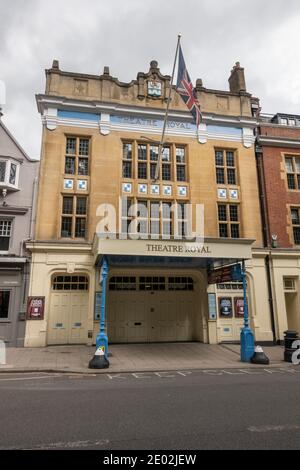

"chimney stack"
[51,59,60,70]
[228,62,246,93]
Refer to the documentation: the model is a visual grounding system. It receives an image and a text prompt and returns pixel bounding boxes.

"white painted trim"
[198,123,207,144]
[99,113,111,135]
[41,115,255,146]
[36,95,258,129]
[243,127,255,148]
[42,116,99,130]
[0,257,27,263]
[0,158,20,190]
[258,137,300,148]
[44,108,58,131]
[204,114,257,128]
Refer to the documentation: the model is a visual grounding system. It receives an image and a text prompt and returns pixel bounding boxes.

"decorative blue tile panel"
[230,189,238,200]
[208,125,242,136]
[178,186,187,197]
[138,184,147,194]
[122,183,132,193]
[64,179,73,190]
[163,185,172,196]
[151,185,160,195]
[58,110,100,121]
[77,180,88,190]
[218,188,227,199]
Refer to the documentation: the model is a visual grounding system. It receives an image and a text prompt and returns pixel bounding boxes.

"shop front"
[0,261,28,347]
[25,239,278,349]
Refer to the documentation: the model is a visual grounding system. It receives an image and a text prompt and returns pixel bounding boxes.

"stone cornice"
[26,241,93,254]
[253,247,300,258]
[0,256,27,264]
[257,135,300,148]
[0,206,29,215]
[36,94,257,129]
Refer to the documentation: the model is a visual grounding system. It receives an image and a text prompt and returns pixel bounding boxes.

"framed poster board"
[219,297,233,318]
[234,297,245,318]
[27,297,45,320]
[208,293,217,321]
[94,292,102,321]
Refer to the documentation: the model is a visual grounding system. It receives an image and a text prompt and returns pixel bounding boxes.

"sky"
[0,0,299,159]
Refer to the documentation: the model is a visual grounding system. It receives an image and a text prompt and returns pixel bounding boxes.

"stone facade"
[0,117,39,346]
[25,58,277,348]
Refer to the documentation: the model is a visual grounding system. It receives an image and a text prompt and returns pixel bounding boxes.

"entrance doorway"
[48,275,89,345]
[107,275,197,343]
[284,277,300,333]
[216,282,245,342]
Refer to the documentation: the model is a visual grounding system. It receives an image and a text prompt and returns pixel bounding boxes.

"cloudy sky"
[0,0,299,158]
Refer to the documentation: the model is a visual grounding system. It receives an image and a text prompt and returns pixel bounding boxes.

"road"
[0,367,300,450]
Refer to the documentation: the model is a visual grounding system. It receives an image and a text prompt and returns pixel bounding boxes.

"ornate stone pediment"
[137,60,171,101]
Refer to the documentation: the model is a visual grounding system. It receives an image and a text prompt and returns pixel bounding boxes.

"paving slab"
[0,343,293,374]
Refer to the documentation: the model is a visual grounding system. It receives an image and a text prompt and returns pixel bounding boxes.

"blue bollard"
[241,327,255,362]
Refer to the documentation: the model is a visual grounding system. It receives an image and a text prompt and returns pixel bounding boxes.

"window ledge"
[0,206,28,215]
[0,182,19,192]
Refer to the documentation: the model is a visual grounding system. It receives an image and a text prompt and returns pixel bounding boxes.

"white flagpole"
[154,34,181,181]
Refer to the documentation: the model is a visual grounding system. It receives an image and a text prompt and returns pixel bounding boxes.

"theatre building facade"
[24,59,275,348]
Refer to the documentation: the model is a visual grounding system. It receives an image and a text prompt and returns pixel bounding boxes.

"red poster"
[235,297,245,318]
[27,297,45,320]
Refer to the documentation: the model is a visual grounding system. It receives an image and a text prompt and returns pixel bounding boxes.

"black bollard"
[251,346,270,365]
[89,347,109,369]
[283,330,299,363]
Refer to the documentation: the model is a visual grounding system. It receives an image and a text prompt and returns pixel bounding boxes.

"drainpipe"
[255,143,277,344]
[265,255,278,344]
[20,238,31,258]
[29,176,38,240]
[255,145,269,246]
[20,175,38,258]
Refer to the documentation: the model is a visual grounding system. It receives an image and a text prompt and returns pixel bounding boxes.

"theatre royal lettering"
[146,244,212,254]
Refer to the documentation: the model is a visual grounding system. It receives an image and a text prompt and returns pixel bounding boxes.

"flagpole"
[154,34,181,181]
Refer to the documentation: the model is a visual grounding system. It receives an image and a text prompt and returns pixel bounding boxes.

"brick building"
[257,113,300,338]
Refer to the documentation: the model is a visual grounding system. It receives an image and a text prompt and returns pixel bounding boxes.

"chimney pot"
[52,59,60,70]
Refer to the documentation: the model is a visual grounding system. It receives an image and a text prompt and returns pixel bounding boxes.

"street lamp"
[89,256,109,369]
[240,261,255,362]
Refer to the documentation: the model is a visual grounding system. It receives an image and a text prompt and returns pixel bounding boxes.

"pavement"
[0,342,292,374]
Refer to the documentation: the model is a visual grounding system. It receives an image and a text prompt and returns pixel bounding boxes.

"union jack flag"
[176,45,202,126]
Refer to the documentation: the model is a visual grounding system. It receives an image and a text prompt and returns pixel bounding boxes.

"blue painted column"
[96,256,109,357]
[240,261,255,362]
